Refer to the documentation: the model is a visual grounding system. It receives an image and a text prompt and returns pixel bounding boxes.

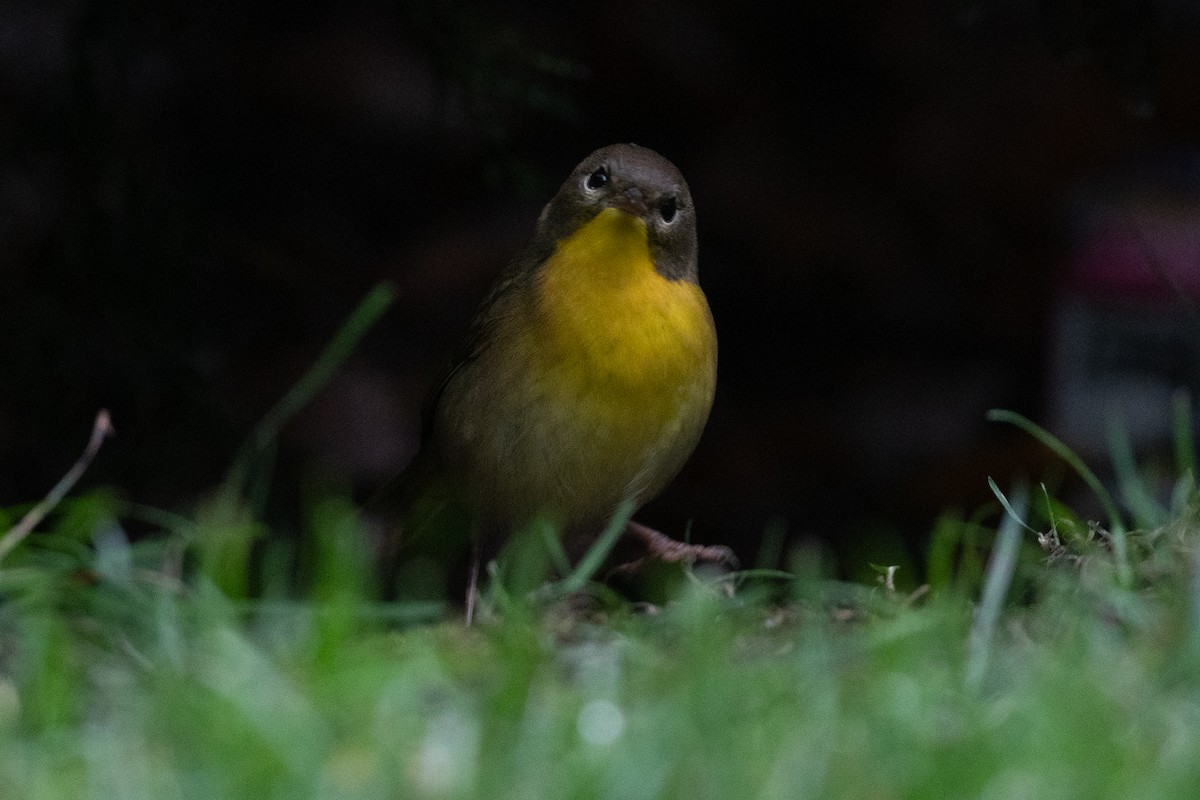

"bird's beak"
[610,186,650,218]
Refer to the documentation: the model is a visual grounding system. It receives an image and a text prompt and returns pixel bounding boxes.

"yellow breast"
[532,207,716,419]
[445,207,716,531]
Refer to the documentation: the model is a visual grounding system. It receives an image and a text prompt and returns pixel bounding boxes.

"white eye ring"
[584,166,609,192]
[659,197,679,224]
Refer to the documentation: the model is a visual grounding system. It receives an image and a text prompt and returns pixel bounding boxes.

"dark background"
[4,0,1200,576]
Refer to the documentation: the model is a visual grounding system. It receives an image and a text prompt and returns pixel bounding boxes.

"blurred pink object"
[1049,187,1200,455]
[1066,200,1200,299]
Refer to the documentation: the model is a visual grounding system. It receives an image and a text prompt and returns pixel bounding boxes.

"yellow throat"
[532,207,715,414]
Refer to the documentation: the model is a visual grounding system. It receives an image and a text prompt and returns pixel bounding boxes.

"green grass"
[6,286,1200,798]
[4,482,1200,800]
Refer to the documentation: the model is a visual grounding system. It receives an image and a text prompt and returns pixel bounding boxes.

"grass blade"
[222,282,396,503]
[1174,389,1196,480]
[988,409,1132,587]
[987,477,1037,534]
[1105,411,1166,529]
[536,519,573,576]
[966,482,1027,691]
[560,499,635,595]
[986,409,1125,534]
[0,410,114,565]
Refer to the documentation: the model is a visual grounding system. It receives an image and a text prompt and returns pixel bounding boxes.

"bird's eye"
[584,167,609,191]
[659,197,678,223]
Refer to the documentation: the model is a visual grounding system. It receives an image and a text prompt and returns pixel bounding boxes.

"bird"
[384,143,729,618]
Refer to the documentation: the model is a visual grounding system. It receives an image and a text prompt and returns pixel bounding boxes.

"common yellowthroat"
[388,143,727,612]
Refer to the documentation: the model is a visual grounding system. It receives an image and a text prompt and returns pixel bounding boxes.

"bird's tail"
[363,453,472,601]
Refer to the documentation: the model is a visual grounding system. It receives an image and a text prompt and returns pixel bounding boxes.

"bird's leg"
[612,520,738,575]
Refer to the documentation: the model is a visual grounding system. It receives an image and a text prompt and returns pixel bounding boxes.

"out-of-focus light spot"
[577,699,624,746]
[412,711,478,795]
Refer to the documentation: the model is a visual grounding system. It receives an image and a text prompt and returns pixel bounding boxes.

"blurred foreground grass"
[4,285,1200,798]
[3,462,1200,799]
